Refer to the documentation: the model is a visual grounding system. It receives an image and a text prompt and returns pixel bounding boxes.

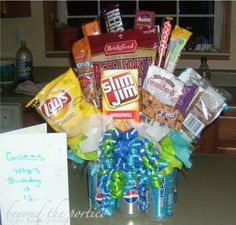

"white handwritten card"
[0,131,70,225]
[2,123,47,135]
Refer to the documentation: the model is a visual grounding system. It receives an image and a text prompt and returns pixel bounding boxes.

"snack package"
[82,20,102,36]
[26,68,100,160]
[72,37,99,107]
[156,17,174,68]
[178,68,230,141]
[101,69,140,131]
[88,29,159,105]
[134,10,155,30]
[102,3,124,32]
[164,26,192,73]
[142,65,198,129]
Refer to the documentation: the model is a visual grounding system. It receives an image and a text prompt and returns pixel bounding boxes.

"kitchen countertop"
[0,83,36,104]
[68,153,236,225]
[1,83,236,107]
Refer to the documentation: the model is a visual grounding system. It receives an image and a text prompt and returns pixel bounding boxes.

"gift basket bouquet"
[27,3,231,220]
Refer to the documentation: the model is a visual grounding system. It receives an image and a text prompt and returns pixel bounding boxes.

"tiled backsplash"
[33,67,236,87]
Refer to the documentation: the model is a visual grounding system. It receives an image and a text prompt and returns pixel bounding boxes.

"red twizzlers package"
[88,29,159,105]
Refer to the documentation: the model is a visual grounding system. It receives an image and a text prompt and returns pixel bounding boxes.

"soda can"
[147,170,175,219]
[118,189,141,215]
[173,169,179,205]
[87,162,103,211]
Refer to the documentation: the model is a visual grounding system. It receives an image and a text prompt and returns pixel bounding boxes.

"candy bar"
[134,10,155,30]
[164,25,192,73]
[156,17,174,68]
[102,3,124,33]
[82,20,102,36]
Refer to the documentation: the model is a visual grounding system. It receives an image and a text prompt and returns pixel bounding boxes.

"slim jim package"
[101,69,140,130]
[88,29,159,106]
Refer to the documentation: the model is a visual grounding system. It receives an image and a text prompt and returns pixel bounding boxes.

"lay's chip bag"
[26,68,100,160]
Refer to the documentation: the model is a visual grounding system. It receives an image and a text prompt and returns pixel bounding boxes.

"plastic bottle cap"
[21,40,26,47]
[201,56,207,63]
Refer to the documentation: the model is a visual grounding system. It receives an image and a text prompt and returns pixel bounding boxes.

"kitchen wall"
[1,1,236,70]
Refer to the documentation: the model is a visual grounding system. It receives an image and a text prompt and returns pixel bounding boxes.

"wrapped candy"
[142,65,198,129]
[156,17,174,68]
[178,68,231,142]
[82,20,101,36]
[102,3,124,33]
[164,25,192,73]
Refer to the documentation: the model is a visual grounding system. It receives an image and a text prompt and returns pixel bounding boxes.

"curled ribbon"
[96,128,168,215]
[160,136,182,177]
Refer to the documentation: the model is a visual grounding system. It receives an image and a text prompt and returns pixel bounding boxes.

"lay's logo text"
[41,90,72,117]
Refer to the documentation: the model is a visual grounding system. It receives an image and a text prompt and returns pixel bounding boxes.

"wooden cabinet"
[22,104,44,128]
[217,110,236,154]
[195,109,236,154]
[0,1,31,18]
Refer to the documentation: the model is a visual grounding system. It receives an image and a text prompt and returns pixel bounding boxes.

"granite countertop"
[0,82,44,104]
[68,153,236,225]
[0,67,67,104]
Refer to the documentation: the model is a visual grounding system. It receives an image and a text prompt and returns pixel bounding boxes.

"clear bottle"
[16,40,33,82]
[198,56,211,80]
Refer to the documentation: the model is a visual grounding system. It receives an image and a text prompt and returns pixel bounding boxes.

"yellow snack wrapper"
[164,25,192,73]
[26,67,100,160]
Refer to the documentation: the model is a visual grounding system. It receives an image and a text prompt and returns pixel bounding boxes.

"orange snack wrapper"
[101,69,140,131]
[26,68,100,160]
[82,20,101,36]
[72,37,99,108]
